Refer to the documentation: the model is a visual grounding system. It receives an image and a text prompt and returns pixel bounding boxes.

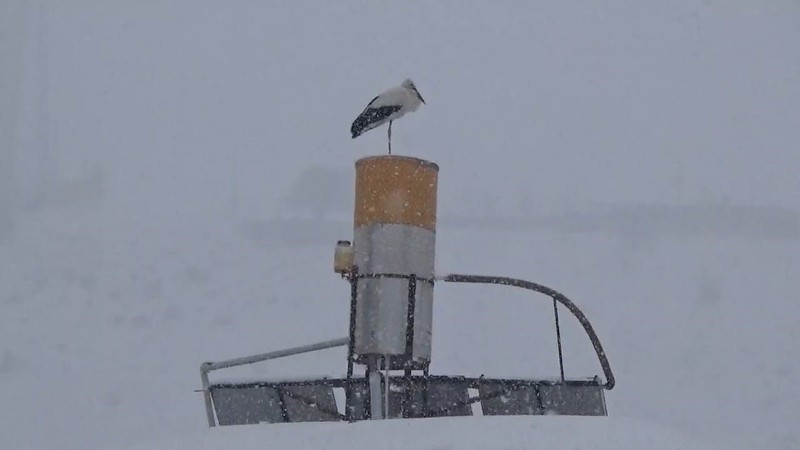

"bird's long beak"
[417,91,426,104]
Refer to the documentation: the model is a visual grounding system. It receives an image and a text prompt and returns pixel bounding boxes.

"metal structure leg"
[368,356,384,419]
[201,363,216,427]
[384,356,391,419]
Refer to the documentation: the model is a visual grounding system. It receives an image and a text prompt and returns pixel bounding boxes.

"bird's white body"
[351,79,426,153]
[366,84,423,123]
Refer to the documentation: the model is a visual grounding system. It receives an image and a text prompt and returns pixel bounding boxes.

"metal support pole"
[200,363,216,427]
[345,265,359,421]
[276,390,291,422]
[368,356,384,419]
[422,362,430,417]
[402,368,412,418]
[384,355,390,419]
[405,274,417,358]
[553,298,566,383]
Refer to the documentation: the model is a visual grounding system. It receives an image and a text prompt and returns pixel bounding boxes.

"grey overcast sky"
[4,0,799,218]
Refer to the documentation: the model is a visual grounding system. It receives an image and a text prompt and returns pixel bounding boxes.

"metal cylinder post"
[352,155,439,369]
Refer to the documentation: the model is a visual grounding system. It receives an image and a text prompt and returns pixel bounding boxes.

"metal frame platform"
[200,273,615,427]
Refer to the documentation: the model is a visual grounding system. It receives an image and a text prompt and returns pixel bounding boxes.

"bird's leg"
[388,120,392,154]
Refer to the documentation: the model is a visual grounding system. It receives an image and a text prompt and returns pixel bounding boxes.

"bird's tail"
[351,120,366,139]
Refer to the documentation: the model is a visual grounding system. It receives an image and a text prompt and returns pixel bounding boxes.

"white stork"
[351,79,426,154]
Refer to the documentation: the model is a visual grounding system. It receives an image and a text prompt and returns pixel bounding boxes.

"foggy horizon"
[1,1,798,449]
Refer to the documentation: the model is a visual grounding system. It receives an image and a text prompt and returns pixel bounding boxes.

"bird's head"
[402,78,425,104]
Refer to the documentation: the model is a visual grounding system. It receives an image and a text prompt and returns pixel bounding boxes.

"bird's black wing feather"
[351,105,402,138]
[365,96,380,109]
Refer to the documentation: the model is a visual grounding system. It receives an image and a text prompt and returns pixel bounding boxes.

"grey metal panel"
[479,383,542,416]
[538,384,607,416]
[282,385,339,422]
[346,381,371,420]
[349,380,471,418]
[353,223,435,359]
[395,380,472,418]
[346,381,472,419]
[210,386,284,425]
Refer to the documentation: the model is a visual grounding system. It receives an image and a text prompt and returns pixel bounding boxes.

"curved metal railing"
[200,271,615,426]
[441,274,615,390]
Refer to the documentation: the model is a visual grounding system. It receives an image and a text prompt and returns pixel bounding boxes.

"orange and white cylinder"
[352,155,439,368]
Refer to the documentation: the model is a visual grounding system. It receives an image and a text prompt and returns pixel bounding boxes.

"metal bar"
[368,356,383,419]
[533,383,545,414]
[200,363,216,427]
[384,356,390,419]
[363,366,372,419]
[276,389,291,423]
[357,272,435,284]
[402,368,413,418]
[553,298,566,383]
[205,337,349,372]
[442,274,615,390]
[404,274,417,360]
[210,375,603,391]
[422,363,430,417]
[212,378,347,389]
[345,265,359,421]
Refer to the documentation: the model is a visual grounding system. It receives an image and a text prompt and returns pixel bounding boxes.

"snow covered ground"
[127,416,723,450]
[2,203,798,449]
[2,1,798,449]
